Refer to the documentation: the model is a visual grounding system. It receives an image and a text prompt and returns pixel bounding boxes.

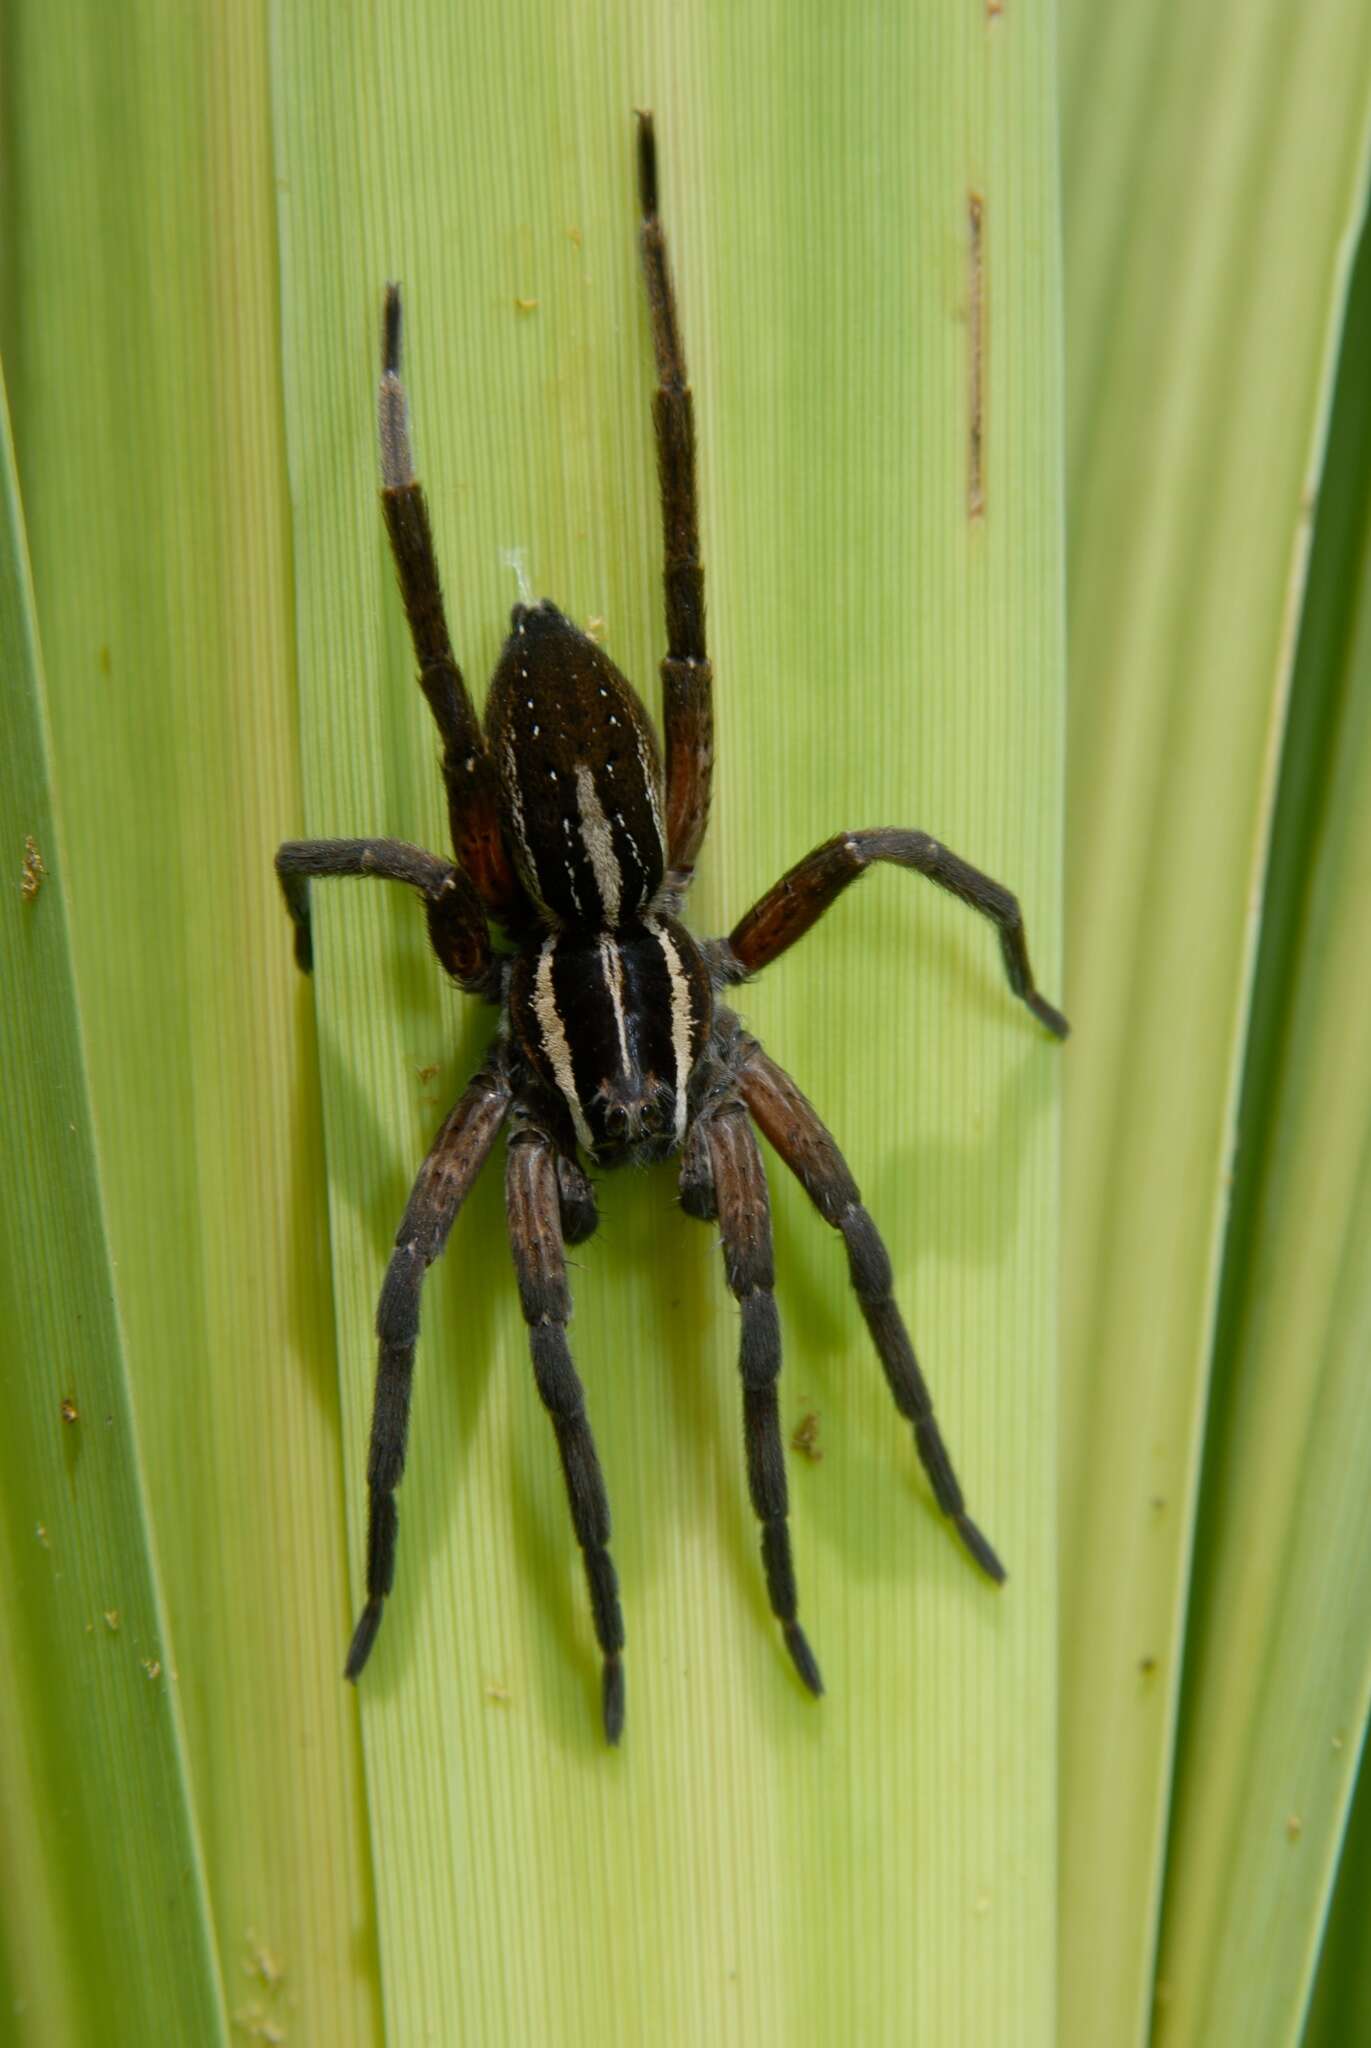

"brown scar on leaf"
[514,296,539,314]
[415,1063,439,1085]
[987,0,1004,17]
[791,1410,823,1462]
[103,1609,121,1632]
[485,1679,512,1705]
[1286,1814,1303,1842]
[968,193,986,520]
[61,1396,79,1425]
[21,835,46,901]
[566,225,583,249]
[584,615,607,643]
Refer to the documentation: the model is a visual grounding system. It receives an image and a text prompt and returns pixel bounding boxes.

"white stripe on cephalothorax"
[574,762,622,926]
[534,937,594,1153]
[597,934,631,1074]
[643,916,693,1145]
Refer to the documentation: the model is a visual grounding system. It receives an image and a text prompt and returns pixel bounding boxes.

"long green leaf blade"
[1154,186,1371,2045]
[3,2,377,2034]
[1304,1743,1371,2045]
[0,374,227,2047]
[272,3,1064,2039]
[1058,4,1371,2039]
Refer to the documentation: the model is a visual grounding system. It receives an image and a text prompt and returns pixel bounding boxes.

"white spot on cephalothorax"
[644,917,693,1144]
[575,761,623,926]
[534,940,593,1152]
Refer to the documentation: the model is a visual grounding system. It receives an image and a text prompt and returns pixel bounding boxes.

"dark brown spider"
[276,113,1067,1746]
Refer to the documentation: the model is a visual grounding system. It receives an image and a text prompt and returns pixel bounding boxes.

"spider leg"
[506,1123,626,1743]
[724,828,1068,1038]
[275,836,496,992]
[555,1147,599,1247]
[683,1101,823,1698]
[377,286,527,929]
[345,1050,511,1682]
[636,111,713,890]
[732,1025,1006,1584]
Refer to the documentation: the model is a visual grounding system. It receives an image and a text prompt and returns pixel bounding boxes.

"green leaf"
[1154,186,1371,2046]
[1059,1,1371,2040]
[3,2,1065,2039]
[1305,1741,1371,2044]
[272,4,1063,2040]
[3,2,375,2036]
[0,372,226,2044]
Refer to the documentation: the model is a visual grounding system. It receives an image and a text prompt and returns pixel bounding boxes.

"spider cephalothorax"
[276,113,1067,1745]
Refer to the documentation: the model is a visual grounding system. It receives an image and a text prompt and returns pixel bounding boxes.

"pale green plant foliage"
[4,2,375,2039]
[273,7,1062,2043]
[2,1,1063,2042]
[1155,196,1371,2044]
[1059,0,1371,2041]
[0,382,226,2044]
[1306,1735,1371,2041]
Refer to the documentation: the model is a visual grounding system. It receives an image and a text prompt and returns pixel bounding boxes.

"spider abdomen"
[487,600,666,931]
[509,918,712,1166]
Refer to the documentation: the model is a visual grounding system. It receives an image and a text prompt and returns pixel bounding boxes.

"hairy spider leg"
[554,1145,600,1246]
[345,1054,512,1681]
[377,285,527,928]
[725,827,1070,1039]
[735,1029,1007,1584]
[636,111,713,889]
[275,837,496,992]
[682,1102,824,1696]
[506,1125,627,1743]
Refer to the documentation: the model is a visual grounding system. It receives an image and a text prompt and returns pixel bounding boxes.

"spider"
[276,113,1067,1746]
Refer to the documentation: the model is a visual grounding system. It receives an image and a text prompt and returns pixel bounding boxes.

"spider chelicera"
[276,113,1068,1746]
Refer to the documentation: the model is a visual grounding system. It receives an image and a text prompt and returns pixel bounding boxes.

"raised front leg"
[681,1101,823,1698]
[275,836,496,994]
[377,287,527,929]
[725,828,1069,1038]
[506,1124,626,1743]
[637,112,713,886]
[734,1029,1007,1585]
[345,1052,511,1682]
